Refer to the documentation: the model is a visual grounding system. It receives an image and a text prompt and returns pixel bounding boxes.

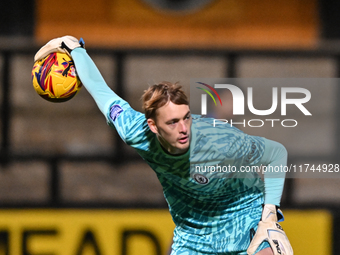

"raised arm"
[34,35,125,117]
[34,36,148,146]
[71,47,124,116]
[71,47,149,146]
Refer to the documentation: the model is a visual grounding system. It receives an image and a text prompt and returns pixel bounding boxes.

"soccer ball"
[32,52,82,102]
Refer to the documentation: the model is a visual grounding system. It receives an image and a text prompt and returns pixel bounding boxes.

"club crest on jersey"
[193,174,209,185]
[110,104,123,121]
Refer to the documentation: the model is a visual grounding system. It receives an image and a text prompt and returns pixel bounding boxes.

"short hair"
[142,81,189,120]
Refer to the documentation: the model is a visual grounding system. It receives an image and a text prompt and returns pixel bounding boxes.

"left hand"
[247,204,293,255]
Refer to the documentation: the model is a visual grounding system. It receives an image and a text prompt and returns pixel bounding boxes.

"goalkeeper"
[34,36,293,255]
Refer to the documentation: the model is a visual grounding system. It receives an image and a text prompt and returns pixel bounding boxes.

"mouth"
[178,135,189,144]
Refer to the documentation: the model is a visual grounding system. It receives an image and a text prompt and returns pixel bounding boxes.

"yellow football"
[32,52,82,102]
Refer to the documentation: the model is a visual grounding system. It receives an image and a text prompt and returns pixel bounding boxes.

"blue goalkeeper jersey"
[71,48,287,236]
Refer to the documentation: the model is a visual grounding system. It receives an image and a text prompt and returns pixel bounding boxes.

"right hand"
[34,35,85,62]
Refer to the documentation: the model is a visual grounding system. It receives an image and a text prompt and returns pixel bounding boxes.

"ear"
[147,118,158,134]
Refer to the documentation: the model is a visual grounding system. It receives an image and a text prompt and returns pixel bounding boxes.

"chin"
[177,143,190,152]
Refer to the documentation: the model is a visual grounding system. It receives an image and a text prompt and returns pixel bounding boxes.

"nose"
[179,120,187,133]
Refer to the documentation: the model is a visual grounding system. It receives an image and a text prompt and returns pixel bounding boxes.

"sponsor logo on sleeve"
[110,104,123,121]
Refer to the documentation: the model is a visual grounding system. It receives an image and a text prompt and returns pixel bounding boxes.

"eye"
[168,120,177,125]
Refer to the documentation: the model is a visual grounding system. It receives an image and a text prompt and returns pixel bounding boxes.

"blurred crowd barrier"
[1,47,340,254]
[1,48,340,208]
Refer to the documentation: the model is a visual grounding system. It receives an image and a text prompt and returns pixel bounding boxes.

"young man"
[34,36,293,255]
